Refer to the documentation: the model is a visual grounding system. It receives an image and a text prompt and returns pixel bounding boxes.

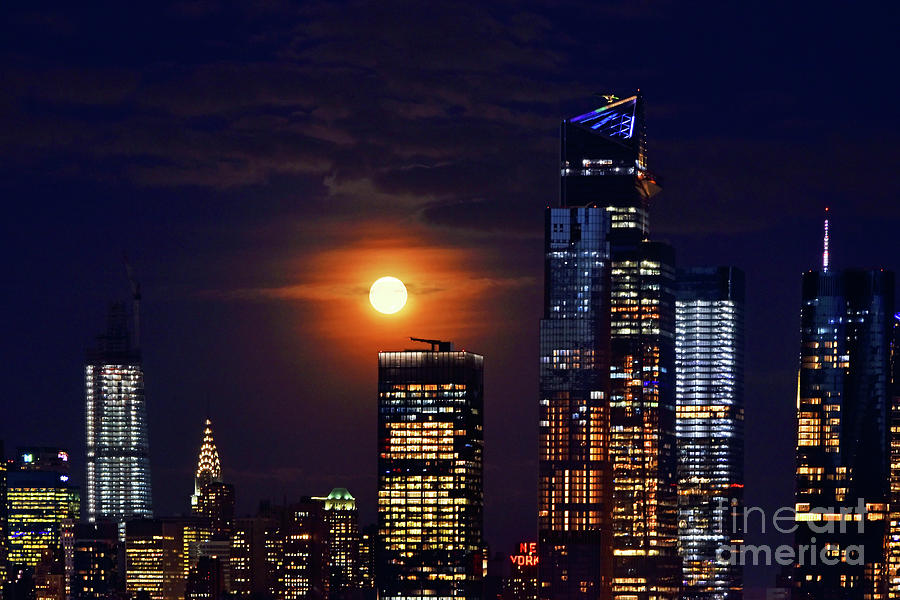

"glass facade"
[547,92,679,600]
[794,268,894,599]
[125,518,187,600]
[6,469,79,568]
[608,241,680,599]
[377,346,484,600]
[538,207,613,600]
[675,267,745,599]
[85,302,152,530]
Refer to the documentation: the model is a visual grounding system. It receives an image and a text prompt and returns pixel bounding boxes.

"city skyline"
[1,3,898,598]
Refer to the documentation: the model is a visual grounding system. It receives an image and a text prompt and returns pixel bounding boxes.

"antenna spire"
[823,207,830,271]
[123,254,141,349]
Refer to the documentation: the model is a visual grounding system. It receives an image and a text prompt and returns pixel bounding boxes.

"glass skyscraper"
[85,301,152,530]
[675,267,745,599]
[377,341,484,600]
[541,92,679,600]
[538,206,613,600]
[125,518,186,600]
[794,241,894,598]
[6,448,80,568]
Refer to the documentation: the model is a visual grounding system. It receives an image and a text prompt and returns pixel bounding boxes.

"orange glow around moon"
[369,276,408,314]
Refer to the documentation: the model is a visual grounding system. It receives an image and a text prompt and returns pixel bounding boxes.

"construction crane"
[123,254,141,349]
[409,337,454,352]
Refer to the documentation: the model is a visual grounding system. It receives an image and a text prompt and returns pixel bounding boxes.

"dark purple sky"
[1,2,897,595]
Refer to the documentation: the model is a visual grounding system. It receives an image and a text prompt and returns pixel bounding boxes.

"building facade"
[377,342,484,600]
[358,524,376,598]
[313,488,362,600]
[71,522,120,600]
[125,518,186,600]
[85,302,152,529]
[794,244,894,598]
[230,516,274,598]
[675,267,745,599]
[542,92,679,600]
[6,448,79,568]
[538,206,613,600]
[264,501,330,600]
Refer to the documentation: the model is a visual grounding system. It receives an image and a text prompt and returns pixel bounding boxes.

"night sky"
[1,2,898,596]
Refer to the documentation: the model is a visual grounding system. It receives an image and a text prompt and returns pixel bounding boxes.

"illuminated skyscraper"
[125,518,186,600]
[191,419,235,539]
[675,267,745,599]
[6,448,79,568]
[313,488,362,600]
[543,92,678,600]
[192,420,221,508]
[607,240,679,600]
[794,218,894,599]
[85,301,152,530]
[377,341,484,600]
[230,516,274,598]
[265,501,330,600]
[538,206,612,600]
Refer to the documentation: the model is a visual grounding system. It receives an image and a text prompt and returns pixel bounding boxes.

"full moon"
[369,276,408,314]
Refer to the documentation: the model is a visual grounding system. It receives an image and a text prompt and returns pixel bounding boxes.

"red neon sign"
[509,542,538,566]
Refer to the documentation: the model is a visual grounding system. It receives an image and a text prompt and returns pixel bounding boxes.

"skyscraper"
[377,340,484,600]
[6,448,79,568]
[85,301,152,530]
[125,518,186,600]
[794,218,894,598]
[230,516,274,598]
[538,206,612,600]
[70,522,120,600]
[264,500,330,600]
[675,267,745,599]
[191,419,235,539]
[542,92,679,600]
[312,488,362,600]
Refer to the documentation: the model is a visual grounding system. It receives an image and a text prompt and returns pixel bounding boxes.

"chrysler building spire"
[192,419,221,507]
